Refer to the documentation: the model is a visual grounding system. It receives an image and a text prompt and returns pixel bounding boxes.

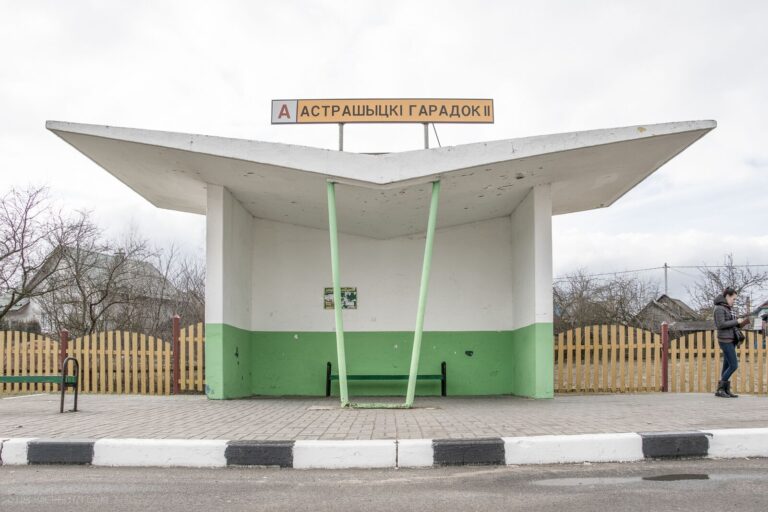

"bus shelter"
[47,118,715,403]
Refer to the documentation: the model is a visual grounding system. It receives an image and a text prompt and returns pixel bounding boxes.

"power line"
[672,264,768,269]
[554,263,768,282]
[553,266,664,281]
[670,267,698,279]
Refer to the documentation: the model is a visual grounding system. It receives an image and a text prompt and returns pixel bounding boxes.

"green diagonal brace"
[326,179,441,409]
[326,181,349,407]
[405,180,441,407]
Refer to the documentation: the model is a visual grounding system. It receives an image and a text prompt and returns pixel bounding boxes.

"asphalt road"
[1,458,767,511]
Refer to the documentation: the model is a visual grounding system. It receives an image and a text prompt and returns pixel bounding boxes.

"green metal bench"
[326,361,446,397]
[0,356,79,413]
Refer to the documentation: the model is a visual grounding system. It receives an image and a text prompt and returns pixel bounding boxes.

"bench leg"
[441,361,447,397]
[326,362,332,397]
[60,375,66,413]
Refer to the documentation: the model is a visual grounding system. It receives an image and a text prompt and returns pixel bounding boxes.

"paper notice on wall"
[324,287,357,310]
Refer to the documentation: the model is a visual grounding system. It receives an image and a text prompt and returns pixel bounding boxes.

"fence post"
[59,329,69,370]
[661,322,669,392]
[172,315,181,395]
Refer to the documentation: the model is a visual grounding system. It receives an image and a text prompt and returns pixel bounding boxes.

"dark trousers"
[719,341,739,381]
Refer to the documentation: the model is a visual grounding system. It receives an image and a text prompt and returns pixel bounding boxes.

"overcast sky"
[1,0,766,300]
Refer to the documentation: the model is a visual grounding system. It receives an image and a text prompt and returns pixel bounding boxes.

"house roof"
[751,300,768,315]
[47,119,715,239]
[36,246,180,301]
[636,294,701,323]
[658,294,700,319]
[0,294,30,312]
[63,248,180,301]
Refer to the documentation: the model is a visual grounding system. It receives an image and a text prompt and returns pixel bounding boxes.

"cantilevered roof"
[46,120,715,238]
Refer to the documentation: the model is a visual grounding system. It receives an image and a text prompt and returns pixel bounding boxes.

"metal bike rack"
[60,356,80,413]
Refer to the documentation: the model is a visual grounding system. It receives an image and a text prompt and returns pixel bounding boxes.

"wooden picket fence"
[556,325,768,395]
[668,330,767,395]
[0,323,205,395]
[178,322,205,392]
[0,332,61,394]
[555,325,663,393]
[5,323,767,396]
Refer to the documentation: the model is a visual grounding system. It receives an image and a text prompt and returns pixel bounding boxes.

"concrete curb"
[93,438,228,467]
[1,428,766,469]
[503,432,645,465]
[293,440,396,469]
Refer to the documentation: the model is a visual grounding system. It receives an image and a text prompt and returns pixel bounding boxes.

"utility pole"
[664,262,669,296]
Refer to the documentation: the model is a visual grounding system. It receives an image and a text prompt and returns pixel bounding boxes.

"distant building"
[634,294,710,333]
[751,300,768,332]
[0,247,180,335]
[0,294,42,332]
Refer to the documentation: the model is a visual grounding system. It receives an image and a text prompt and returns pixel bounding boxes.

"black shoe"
[715,380,729,398]
[725,381,739,398]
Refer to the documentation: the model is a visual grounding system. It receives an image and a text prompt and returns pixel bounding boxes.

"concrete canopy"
[46,120,715,239]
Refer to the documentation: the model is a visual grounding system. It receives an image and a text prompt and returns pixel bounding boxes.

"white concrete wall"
[206,185,254,330]
[510,184,553,329]
[251,216,516,332]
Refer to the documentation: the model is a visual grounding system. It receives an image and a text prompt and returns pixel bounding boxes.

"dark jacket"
[713,295,739,342]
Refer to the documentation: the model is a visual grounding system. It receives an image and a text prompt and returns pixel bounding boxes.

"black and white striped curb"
[1,428,766,468]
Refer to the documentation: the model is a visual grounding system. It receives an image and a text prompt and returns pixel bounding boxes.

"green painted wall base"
[204,323,554,400]
[204,323,253,399]
[510,322,554,398]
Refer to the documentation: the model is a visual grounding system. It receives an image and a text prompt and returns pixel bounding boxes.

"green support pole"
[404,180,441,407]
[325,179,441,409]
[326,181,349,407]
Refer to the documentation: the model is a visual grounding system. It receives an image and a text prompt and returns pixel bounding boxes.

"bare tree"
[554,270,601,332]
[37,221,205,339]
[121,243,203,341]
[687,254,768,317]
[2,186,204,338]
[36,219,153,336]
[0,186,79,326]
[140,244,180,339]
[554,269,659,332]
[172,254,205,325]
[600,274,660,325]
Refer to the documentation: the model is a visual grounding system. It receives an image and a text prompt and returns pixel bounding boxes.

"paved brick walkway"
[1,393,767,440]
